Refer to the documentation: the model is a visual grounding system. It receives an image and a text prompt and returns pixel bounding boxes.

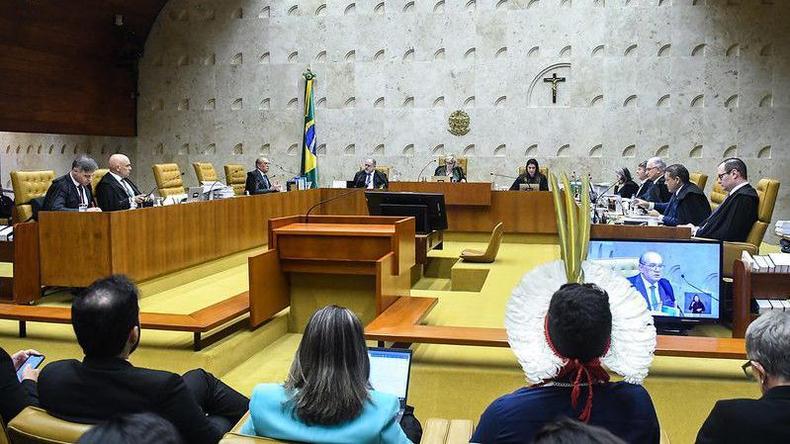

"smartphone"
[16,354,45,382]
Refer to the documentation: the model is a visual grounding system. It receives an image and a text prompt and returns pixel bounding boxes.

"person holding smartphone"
[1,347,41,425]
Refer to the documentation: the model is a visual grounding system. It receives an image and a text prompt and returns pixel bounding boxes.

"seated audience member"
[691,158,758,242]
[472,283,659,444]
[95,154,145,211]
[627,251,675,313]
[633,161,652,200]
[38,275,249,444]
[352,158,389,189]
[245,157,280,195]
[635,164,711,226]
[1,347,39,425]
[510,158,548,191]
[241,305,417,443]
[614,168,638,199]
[433,154,466,183]
[696,311,790,444]
[78,413,183,444]
[643,157,671,203]
[42,155,102,212]
[533,417,627,444]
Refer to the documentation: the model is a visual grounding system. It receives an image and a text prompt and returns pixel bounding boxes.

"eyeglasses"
[639,262,664,270]
[742,361,755,381]
[717,170,733,180]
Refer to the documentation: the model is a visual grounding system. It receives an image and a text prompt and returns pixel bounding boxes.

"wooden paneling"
[0,1,168,135]
[448,191,557,233]
[590,225,692,240]
[249,250,289,328]
[390,182,492,206]
[38,212,112,287]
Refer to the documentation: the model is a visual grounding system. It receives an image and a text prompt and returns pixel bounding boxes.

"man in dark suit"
[245,157,280,195]
[42,156,102,212]
[1,347,39,426]
[634,161,653,200]
[352,158,388,189]
[692,158,759,242]
[696,310,790,443]
[626,251,675,313]
[38,275,249,444]
[644,157,671,203]
[635,164,711,226]
[95,154,145,211]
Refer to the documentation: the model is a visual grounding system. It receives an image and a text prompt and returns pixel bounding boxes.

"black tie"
[263,174,270,189]
[78,185,86,206]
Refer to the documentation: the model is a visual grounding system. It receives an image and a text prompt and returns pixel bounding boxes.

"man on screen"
[627,251,675,313]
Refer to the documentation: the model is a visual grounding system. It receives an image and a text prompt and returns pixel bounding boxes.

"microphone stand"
[304,189,360,224]
[416,159,437,182]
[591,181,618,224]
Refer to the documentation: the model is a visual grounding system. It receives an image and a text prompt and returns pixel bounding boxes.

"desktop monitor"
[365,191,448,234]
[587,238,722,329]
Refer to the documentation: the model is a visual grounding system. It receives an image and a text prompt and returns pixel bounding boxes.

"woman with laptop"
[239,305,417,443]
[509,158,549,191]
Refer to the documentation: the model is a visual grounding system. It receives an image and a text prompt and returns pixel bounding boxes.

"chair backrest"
[91,169,109,196]
[193,162,219,183]
[438,156,468,177]
[746,178,780,246]
[152,163,185,197]
[224,164,247,195]
[483,222,504,260]
[689,172,708,192]
[709,181,727,210]
[517,166,549,178]
[10,170,56,222]
[7,407,92,444]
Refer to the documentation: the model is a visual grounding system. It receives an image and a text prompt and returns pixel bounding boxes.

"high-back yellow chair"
[517,166,549,178]
[438,156,468,177]
[152,163,186,197]
[689,172,708,192]
[91,169,109,196]
[10,170,55,222]
[709,182,727,210]
[224,164,246,196]
[193,162,219,183]
[460,222,504,263]
[7,406,92,443]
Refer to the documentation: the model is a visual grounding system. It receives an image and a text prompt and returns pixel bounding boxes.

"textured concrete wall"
[136,0,785,240]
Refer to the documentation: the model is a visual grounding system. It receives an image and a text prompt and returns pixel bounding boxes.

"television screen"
[365,191,448,234]
[588,239,722,322]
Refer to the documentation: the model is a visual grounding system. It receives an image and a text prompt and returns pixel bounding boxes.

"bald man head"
[109,154,133,178]
[638,251,665,284]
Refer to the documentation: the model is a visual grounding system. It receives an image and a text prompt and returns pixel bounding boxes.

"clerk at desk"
[245,158,281,195]
[95,154,145,211]
[42,156,102,213]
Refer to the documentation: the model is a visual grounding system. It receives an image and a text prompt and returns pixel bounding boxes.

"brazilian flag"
[300,70,318,188]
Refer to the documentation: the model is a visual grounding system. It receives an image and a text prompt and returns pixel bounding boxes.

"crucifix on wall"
[543,72,566,104]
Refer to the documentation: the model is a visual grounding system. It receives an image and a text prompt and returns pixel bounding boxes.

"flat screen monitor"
[365,191,448,234]
[587,239,722,326]
[367,347,412,407]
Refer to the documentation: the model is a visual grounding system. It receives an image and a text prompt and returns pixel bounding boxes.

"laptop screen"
[367,348,412,402]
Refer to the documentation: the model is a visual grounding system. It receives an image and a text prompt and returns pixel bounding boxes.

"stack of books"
[741,251,790,273]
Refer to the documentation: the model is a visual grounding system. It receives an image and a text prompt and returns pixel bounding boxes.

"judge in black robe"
[645,176,672,203]
[695,183,758,242]
[634,178,653,200]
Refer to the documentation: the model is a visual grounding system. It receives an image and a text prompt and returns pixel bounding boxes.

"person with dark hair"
[78,413,183,444]
[433,154,466,183]
[643,157,671,203]
[0,347,40,425]
[510,158,549,191]
[241,305,416,443]
[634,164,711,226]
[245,157,281,194]
[533,417,627,444]
[42,155,102,212]
[691,157,759,242]
[633,161,652,200]
[352,158,389,189]
[472,283,659,444]
[696,311,790,443]
[688,294,706,314]
[38,275,249,444]
[614,168,638,198]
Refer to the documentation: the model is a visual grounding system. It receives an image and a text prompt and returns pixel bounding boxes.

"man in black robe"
[636,164,711,226]
[692,158,758,242]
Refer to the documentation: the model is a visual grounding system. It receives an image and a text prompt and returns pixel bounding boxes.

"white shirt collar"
[109,171,125,183]
[675,183,685,196]
[729,181,749,195]
[641,274,658,292]
[69,172,81,188]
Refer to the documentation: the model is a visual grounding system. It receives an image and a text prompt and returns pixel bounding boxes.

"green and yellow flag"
[300,70,318,188]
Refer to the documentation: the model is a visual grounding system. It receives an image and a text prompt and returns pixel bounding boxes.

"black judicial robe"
[696,184,758,242]
[616,180,639,198]
[635,179,653,200]
[645,176,672,203]
[654,183,711,226]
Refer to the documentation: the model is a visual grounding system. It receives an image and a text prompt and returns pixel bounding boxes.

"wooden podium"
[248,215,415,332]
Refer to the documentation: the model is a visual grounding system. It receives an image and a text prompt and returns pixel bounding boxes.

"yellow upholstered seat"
[224,164,247,196]
[689,172,708,192]
[7,406,92,444]
[709,182,727,211]
[193,162,219,183]
[152,163,186,197]
[438,156,468,178]
[90,169,109,196]
[10,170,55,222]
[460,222,504,263]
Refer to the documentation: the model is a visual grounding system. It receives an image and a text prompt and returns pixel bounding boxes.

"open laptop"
[367,347,413,420]
[519,183,538,191]
[186,186,204,202]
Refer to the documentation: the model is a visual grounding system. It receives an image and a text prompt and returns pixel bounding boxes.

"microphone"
[676,305,685,317]
[274,164,299,179]
[680,274,718,302]
[144,172,185,200]
[304,189,360,224]
[417,159,437,182]
[489,172,517,179]
[205,180,220,200]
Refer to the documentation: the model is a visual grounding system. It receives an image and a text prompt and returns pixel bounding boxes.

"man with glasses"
[691,157,758,242]
[643,157,671,203]
[634,164,711,226]
[696,310,790,443]
[351,158,388,189]
[245,158,281,195]
[626,251,676,313]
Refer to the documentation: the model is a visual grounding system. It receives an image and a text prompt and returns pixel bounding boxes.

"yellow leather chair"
[460,222,504,263]
[517,166,549,178]
[90,169,109,196]
[152,163,186,197]
[7,406,92,444]
[438,156,468,178]
[689,172,708,192]
[709,181,727,211]
[10,170,56,223]
[193,162,219,183]
[224,164,247,196]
